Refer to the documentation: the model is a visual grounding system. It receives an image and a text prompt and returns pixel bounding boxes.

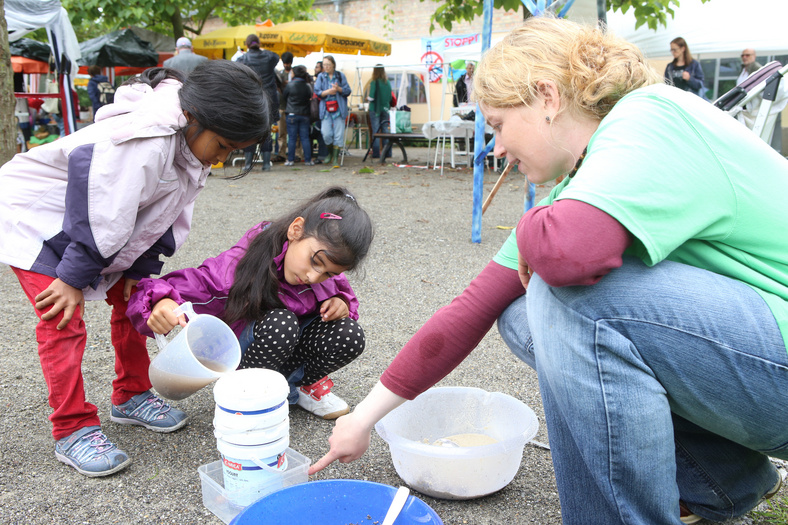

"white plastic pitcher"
[149,302,241,401]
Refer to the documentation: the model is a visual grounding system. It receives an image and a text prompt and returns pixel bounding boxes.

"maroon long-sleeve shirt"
[381,199,631,400]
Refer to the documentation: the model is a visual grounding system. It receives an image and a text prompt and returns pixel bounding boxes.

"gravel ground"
[0,148,782,524]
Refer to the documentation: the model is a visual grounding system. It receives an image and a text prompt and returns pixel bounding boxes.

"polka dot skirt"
[239,308,365,385]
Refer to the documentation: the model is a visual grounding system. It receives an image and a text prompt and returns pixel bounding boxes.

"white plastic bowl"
[375,386,538,500]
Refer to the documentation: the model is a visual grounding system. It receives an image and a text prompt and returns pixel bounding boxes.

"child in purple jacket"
[128,187,374,419]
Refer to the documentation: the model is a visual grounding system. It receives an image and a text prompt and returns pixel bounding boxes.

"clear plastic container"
[375,387,538,500]
[198,447,311,524]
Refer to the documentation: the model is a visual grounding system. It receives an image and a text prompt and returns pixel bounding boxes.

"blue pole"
[525,181,536,212]
[472,0,494,243]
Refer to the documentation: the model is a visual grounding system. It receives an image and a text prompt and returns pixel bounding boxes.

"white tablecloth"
[421,116,492,140]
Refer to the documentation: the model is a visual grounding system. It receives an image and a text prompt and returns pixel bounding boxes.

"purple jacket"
[127,222,360,337]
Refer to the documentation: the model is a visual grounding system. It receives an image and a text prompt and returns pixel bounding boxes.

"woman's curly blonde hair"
[473,16,661,121]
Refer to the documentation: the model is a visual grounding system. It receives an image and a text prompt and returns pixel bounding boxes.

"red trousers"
[12,268,151,440]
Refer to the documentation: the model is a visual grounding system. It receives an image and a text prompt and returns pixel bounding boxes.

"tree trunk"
[0,0,18,165]
[170,10,185,40]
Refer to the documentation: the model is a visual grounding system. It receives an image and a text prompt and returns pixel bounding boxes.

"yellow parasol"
[192,20,274,59]
[255,21,391,57]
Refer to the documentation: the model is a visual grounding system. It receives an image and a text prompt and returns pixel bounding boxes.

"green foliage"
[608,0,711,31]
[753,496,788,524]
[383,0,396,36]
[60,0,316,40]
[420,0,712,33]
[75,86,91,111]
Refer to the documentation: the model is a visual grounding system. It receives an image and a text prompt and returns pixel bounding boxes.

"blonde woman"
[311,17,788,525]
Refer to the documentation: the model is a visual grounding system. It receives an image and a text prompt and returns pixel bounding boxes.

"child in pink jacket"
[128,187,374,420]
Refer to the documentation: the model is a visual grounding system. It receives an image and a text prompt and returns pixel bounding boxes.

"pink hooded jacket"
[127,222,360,337]
[0,78,208,300]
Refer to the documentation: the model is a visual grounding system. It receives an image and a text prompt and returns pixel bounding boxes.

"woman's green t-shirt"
[494,83,788,349]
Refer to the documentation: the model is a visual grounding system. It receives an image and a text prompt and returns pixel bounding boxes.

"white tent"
[5,0,81,134]
[438,37,506,119]
[607,0,788,59]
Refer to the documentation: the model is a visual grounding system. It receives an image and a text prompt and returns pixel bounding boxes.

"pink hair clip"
[320,212,342,220]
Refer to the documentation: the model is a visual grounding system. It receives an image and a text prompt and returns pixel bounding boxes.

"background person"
[162,37,208,75]
[453,61,475,106]
[315,55,351,167]
[26,124,57,149]
[0,61,270,478]
[737,47,782,154]
[274,51,295,163]
[737,48,761,84]
[312,17,788,525]
[128,187,374,419]
[236,34,280,171]
[664,36,705,97]
[282,65,315,166]
[367,64,392,160]
[86,65,111,117]
[311,61,327,163]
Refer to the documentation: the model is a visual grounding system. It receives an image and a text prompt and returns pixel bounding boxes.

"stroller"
[714,60,788,149]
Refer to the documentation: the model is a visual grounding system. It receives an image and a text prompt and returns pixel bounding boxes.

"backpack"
[310,93,320,123]
[97,81,115,105]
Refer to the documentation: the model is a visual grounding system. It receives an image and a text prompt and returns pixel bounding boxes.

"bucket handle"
[250,453,286,473]
[153,302,196,352]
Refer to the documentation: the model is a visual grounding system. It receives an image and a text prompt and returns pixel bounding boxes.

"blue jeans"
[369,110,390,158]
[286,114,311,163]
[498,257,788,524]
[313,124,327,160]
[321,114,345,147]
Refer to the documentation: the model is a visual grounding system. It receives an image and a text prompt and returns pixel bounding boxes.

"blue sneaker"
[110,390,188,433]
[55,426,131,477]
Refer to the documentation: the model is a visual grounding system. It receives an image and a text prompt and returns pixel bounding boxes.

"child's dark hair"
[225,187,374,323]
[125,61,271,174]
[292,65,309,81]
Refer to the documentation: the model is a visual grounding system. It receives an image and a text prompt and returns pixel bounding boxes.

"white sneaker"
[296,377,349,419]
[284,160,294,166]
[297,390,349,419]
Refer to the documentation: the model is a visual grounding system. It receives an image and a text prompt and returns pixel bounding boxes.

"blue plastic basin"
[230,479,443,525]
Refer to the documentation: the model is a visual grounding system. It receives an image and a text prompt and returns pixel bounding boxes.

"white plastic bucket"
[213,369,292,507]
[214,417,290,446]
[213,369,290,432]
[218,435,290,507]
[149,302,241,401]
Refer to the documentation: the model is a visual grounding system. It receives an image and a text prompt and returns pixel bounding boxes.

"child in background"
[282,65,314,166]
[26,124,57,149]
[0,60,271,478]
[128,187,374,420]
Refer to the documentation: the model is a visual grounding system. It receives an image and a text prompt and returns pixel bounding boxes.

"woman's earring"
[545,116,551,123]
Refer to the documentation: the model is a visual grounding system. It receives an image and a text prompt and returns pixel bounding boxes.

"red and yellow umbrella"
[192,20,275,59]
[254,21,391,57]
